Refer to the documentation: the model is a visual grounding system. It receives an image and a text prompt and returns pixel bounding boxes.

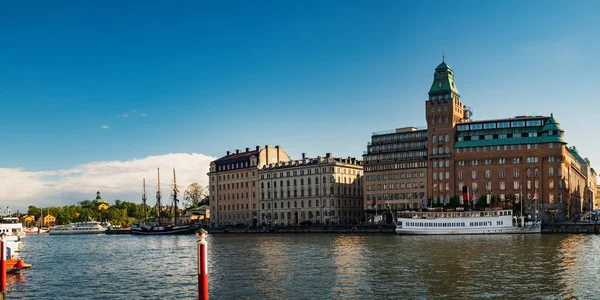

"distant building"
[258,153,363,226]
[22,215,35,226]
[39,214,56,227]
[208,145,292,227]
[180,205,210,225]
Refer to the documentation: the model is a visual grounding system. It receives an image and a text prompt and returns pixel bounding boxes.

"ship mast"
[142,178,147,222]
[156,168,162,224]
[173,168,179,225]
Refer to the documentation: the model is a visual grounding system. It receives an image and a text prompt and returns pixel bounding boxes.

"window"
[472,170,477,179]
[513,181,519,190]
[499,181,505,191]
[549,167,554,177]
[499,169,505,179]
[485,170,491,179]
[513,169,519,178]
[534,168,539,177]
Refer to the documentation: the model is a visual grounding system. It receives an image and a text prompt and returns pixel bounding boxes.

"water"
[7,233,600,299]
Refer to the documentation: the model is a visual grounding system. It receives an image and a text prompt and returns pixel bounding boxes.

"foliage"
[183,183,209,208]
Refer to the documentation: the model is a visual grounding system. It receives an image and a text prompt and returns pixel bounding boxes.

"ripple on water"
[8,233,600,299]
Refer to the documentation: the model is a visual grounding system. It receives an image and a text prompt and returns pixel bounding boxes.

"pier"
[542,223,600,234]
[208,225,397,234]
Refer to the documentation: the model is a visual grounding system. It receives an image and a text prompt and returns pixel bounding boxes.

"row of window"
[217,161,253,172]
[366,182,425,190]
[364,162,427,172]
[367,192,425,201]
[365,151,427,161]
[366,172,425,181]
[368,142,427,153]
[261,209,362,222]
[457,120,543,131]
[372,132,427,143]
[260,199,361,210]
[456,167,561,180]
[261,187,361,199]
[215,171,256,181]
[457,179,564,193]
[456,143,558,153]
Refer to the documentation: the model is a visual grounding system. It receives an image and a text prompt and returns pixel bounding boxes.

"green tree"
[184,183,209,208]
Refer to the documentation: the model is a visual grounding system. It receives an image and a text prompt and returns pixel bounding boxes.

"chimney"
[246,147,250,152]
[256,145,260,152]
[226,151,231,156]
[302,153,306,159]
[326,153,332,158]
[265,145,269,163]
[236,149,240,154]
[276,145,280,162]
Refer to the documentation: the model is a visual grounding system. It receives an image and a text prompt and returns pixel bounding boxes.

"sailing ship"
[131,168,195,235]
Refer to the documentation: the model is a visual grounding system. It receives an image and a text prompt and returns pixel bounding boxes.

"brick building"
[363,59,595,221]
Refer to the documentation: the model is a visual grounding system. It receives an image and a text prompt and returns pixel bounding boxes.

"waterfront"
[8,234,600,299]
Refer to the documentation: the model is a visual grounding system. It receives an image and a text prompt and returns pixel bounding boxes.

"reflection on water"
[9,234,600,299]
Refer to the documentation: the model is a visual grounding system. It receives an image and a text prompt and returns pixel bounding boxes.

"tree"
[184,183,208,208]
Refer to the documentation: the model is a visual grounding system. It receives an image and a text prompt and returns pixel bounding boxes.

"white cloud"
[101,125,110,129]
[123,114,128,117]
[140,113,147,117]
[0,153,216,212]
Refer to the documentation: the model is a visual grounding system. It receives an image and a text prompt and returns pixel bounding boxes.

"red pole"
[1,234,7,300]
[197,229,208,300]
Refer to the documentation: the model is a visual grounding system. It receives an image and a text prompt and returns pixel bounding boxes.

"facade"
[208,145,291,227]
[362,127,428,212]
[362,59,596,221]
[258,153,363,225]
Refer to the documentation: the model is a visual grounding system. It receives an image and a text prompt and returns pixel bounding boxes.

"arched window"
[549,167,554,177]
[316,199,319,207]
[287,202,290,208]
[308,178,311,185]
[281,212,284,220]
[294,201,298,208]
[267,182,270,188]
[301,200,304,208]
[294,179,297,186]
[308,200,312,207]
[287,180,290,186]
[294,190,298,197]
[301,178,304,185]
[316,177,319,184]
[308,187,312,196]
[287,190,291,198]
[433,136,437,143]
[526,168,531,178]
[445,134,449,142]
[331,187,335,194]
[433,148,437,155]
[534,168,539,177]
[323,176,327,183]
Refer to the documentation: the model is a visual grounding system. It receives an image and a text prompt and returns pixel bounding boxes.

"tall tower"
[425,59,468,204]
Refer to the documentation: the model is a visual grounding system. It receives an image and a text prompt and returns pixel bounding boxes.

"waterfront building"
[363,59,596,221]
[362,127,428,213]
[258,153,363,225]
[208,145,291,227]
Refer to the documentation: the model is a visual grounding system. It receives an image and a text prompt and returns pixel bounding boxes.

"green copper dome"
[429,58,460,97]
[542,114,564,133]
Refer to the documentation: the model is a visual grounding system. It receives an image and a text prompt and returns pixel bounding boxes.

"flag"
[443,195,450,206]
[533,190,538,201]
[421,195,426,208]
[462,186,470,201]
[371,197,376,207]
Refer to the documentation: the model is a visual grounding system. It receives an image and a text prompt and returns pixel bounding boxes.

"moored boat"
[131,168,194,235]
[48,221,110,235]
[395,209,541,235]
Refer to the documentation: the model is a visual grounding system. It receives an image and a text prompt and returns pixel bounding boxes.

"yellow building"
[39,215,56,227]
[97,203,110,211]
[22,215,36,226]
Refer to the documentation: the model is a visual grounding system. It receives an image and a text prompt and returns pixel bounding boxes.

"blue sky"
[0,1,599,209]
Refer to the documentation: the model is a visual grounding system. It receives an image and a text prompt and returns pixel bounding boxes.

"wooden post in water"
[197,229,209,300]
[1,233,7,300]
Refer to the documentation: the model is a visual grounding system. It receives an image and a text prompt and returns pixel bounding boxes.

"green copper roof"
[454,136,566,148]
[542,113,564,132]
[429,59,460,96]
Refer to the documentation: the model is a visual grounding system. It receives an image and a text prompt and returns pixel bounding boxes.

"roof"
[213,150,258,164]
[541,114,564,132]
[429,60,460,96]
[459,115,547,125]
[454,135,566,148]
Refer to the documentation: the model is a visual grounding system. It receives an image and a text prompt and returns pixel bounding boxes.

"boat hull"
[130,226,194,235]
[49,230,107,235]
[396,225,541,235]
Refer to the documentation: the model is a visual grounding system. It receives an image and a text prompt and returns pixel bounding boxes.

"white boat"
[48,221,111,235]
[395,209,541,235]
[0,216,26,239]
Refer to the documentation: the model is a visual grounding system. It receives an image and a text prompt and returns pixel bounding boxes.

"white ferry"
[49,221,110,235]
[395,209,541,235]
